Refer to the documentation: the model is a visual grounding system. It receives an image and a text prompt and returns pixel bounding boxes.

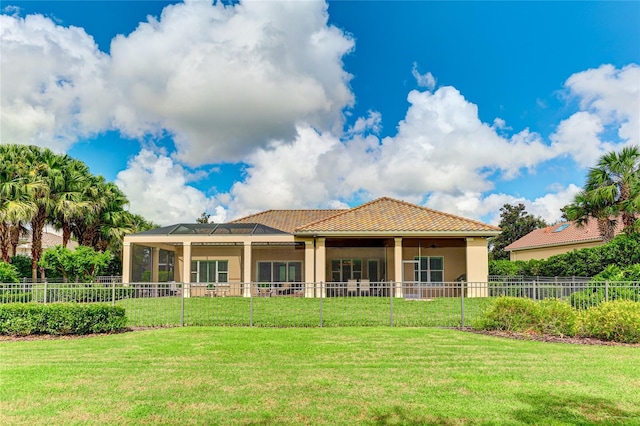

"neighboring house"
[122,197,500,297]
[504,218,623,261]
[16,231,78,257]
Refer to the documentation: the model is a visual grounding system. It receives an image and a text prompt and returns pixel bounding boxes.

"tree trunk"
[0,223,10,263]
[62,222,71,248]
[597,217,616,243]
[31,208,46,282]
[9,224,21,257]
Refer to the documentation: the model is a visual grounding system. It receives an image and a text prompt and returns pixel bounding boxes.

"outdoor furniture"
[359,279,370,296]
[347,279,358,296]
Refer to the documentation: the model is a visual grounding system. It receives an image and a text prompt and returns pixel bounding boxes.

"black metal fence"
[1,280,638,328]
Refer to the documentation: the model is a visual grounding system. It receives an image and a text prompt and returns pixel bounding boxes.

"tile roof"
[230,209,344,234]
[504,217,624,251]
[295,197,500,234]
[18,231,78,250]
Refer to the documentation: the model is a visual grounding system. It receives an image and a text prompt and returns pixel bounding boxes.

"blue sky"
[1,1,639,226]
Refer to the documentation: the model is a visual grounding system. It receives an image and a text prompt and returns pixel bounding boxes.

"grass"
[1,327,639,425]
[117,295,489,328]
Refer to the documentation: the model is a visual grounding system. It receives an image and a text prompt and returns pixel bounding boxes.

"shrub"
[578,300,640,343]
[536,299,577,337]
[0,262,19,283]
[474,297,541,332]
[0,303,127,336]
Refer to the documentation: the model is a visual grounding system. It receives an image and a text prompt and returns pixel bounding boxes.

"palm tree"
[565,145,640,242]
[0,145,40,263]
[51,157,94,248]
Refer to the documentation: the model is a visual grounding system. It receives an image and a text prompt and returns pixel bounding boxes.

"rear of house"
[122,197,500,297]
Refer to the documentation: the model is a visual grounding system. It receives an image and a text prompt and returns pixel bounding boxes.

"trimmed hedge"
[0,303,127,336]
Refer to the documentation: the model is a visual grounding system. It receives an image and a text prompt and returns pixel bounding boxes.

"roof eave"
[506,238,603,252]
[294,230,501,238]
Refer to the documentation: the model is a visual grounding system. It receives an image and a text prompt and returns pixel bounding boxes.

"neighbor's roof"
[294,197,501,235]
[231,209,344,234]
[504,217,623,251]
[18,231,78,250]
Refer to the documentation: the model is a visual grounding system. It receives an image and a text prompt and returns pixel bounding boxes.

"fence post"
[605,280,609,302]
[250,283,254,327]
[532,280,537,301]
[180,283,185,327]
[389,281,394,327]
[44,281,48,304]
[111,281,116,306]
[460,281,465,328]
[319,282,323,328]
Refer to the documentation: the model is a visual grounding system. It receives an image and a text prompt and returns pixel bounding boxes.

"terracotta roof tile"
[295,197,500,234]
[230,209,344,234]
[504,217,624,251]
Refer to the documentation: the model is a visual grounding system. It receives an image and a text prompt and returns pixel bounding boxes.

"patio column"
[151,247,160,282]
[394,237,403,297]
[465,237,489,297]
[122,242,131,284]
[243,242,252,297]
[182,242,192,298]
[304,240,315,298]
[315,237,326,297]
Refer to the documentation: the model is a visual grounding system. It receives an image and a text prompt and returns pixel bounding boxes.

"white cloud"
[108,0,354,165]
[224,86,560,219]
[116,149,227,225]
[551,64,640,166]
[1,0,353,164]
[0,13,112,150]
[411,62,436,90]
[425,184,581,225]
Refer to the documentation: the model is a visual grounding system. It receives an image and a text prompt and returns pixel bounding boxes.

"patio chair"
[359,279,370,296]
[347,279,358,297]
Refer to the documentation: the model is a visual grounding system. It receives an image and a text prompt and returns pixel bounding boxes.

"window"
[331,259,362,282]
[257,261,302,283]
[191,260,228,283]
[414,256,444,285]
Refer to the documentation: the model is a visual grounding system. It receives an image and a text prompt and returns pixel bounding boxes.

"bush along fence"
[0,280,638,329]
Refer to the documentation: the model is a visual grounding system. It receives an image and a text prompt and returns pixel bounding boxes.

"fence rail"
[1,281,638,328]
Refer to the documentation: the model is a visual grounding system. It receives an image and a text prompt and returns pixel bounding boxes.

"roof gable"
[295,197,500,234]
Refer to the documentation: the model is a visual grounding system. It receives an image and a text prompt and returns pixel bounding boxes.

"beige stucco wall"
[509,241,602,261]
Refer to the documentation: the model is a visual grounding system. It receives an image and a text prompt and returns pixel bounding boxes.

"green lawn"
[1,327,639,425]
[117,296,488,328]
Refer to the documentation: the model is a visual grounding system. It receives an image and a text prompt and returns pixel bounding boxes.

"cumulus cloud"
[425,184,581,225]
[108,0,354,165]
[0,13,111,150]
[116,149,227,225]
[224,86,561,219]
[551,64,640,166]
[1,0,353,164]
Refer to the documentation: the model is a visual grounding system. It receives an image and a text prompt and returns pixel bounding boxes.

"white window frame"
[257,261,302,283]
[414,256,444,286]
[331,259,363,282]
[191,260,229,283]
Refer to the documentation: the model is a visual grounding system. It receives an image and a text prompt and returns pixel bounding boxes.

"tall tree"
[490,203,547,260]
[564,145,640,242]
[196,211,211,224]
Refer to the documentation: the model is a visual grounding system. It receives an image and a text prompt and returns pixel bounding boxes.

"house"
[504,217,623,261]
[122,197,500,297]
[16,231,78,257]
